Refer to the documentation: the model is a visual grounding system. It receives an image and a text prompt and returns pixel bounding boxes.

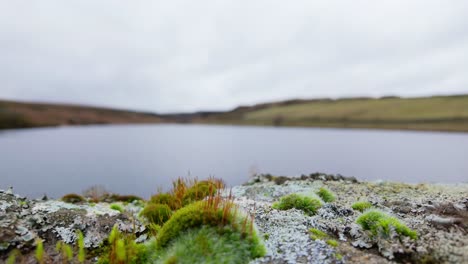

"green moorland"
[196,95,468,132]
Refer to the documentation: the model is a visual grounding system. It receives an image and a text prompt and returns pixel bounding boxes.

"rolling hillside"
[0,100,164,129]
[1,95,468,132]
[194,95,468,132]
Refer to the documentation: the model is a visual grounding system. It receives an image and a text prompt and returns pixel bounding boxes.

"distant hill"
[0,100,164,129]
[2,95,468,132]
[190,95,468,132]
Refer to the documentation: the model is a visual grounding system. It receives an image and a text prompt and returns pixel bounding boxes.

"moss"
[272,193,322,216]
[316,187,336,203]
[156,226,257,264]
[182,181,218,206]
[326,239,338,247]
[110,203,124,213]
[309,228,328,240]
[61,193,85,204]
[150,193,178,210]
[356,210,417,240]
[155,200,265,259]
[140,204,172,225]
[351,201,373,212]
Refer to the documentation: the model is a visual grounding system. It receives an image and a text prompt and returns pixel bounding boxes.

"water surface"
[0,124,467,198]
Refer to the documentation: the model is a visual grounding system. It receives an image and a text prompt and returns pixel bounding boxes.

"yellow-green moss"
[272,193,322,216]
[316,187,336,203]
[356,210,417,240]
[351,201,372,212]
[140,204,172,225]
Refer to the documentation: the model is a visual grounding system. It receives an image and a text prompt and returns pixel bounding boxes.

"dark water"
[0,124,467,198]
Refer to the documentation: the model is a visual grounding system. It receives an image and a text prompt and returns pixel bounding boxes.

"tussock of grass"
[272,193,322,216]
[316,187,336,203]
[351,201,373,212]
[356,209,417,240]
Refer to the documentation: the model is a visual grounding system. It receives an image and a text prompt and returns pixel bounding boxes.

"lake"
[0,124,467,198]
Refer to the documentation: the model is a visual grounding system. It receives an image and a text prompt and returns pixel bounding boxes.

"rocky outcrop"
[0,190,146,262]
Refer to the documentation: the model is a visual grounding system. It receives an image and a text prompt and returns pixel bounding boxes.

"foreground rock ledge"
[1,173,467,263]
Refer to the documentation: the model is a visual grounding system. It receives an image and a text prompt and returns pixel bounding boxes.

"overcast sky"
[1,1,468,113]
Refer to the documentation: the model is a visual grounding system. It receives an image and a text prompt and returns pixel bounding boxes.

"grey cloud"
[0,0,467,113]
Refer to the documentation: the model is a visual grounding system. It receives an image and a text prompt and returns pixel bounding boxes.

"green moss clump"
[156,226,257,264]
[272,194,322,216]
[351,201,372,212]
[61,193,85,204]
[309,228,328,240]
[316,187,336,203]
[150,193,178,210]
[110,203,124,213]
[326,239,339,247]
[182,181,218,206]
[140,204,172,225]
[155,200,265,259]
[356,210,417,240]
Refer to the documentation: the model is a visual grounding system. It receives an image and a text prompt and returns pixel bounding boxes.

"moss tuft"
[272,193,322,216]
[110,203,124,213]
[182,180,218,206]
[326,239,339,247]
[316,187,336,203]
[309,228,328,241]
[157,226,257,264]
[150,193,178,210]
[61,193,85,204]
[356,209,417,240]
[155,199,265,259]
[140,203,172,225]
[351,201,373,212]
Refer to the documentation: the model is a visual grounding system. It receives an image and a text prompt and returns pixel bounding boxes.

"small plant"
[110,203,124,213]
[56,241,74,263]
[98,224,148,264]
[77,230,86,263]
[7,249,20,264]
[351,201,372,212]
[326,239,339,247]
[309,228,328,241]
[61,193,85,204]
[316,187,336,203]
[140,203,172,225]
[356,210,417,240]
[35,239,45,264]
[272,193,322,216]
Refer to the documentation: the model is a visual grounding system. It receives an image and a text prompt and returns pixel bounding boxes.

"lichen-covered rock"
[0,189,146,262]
[230,174,468,264]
